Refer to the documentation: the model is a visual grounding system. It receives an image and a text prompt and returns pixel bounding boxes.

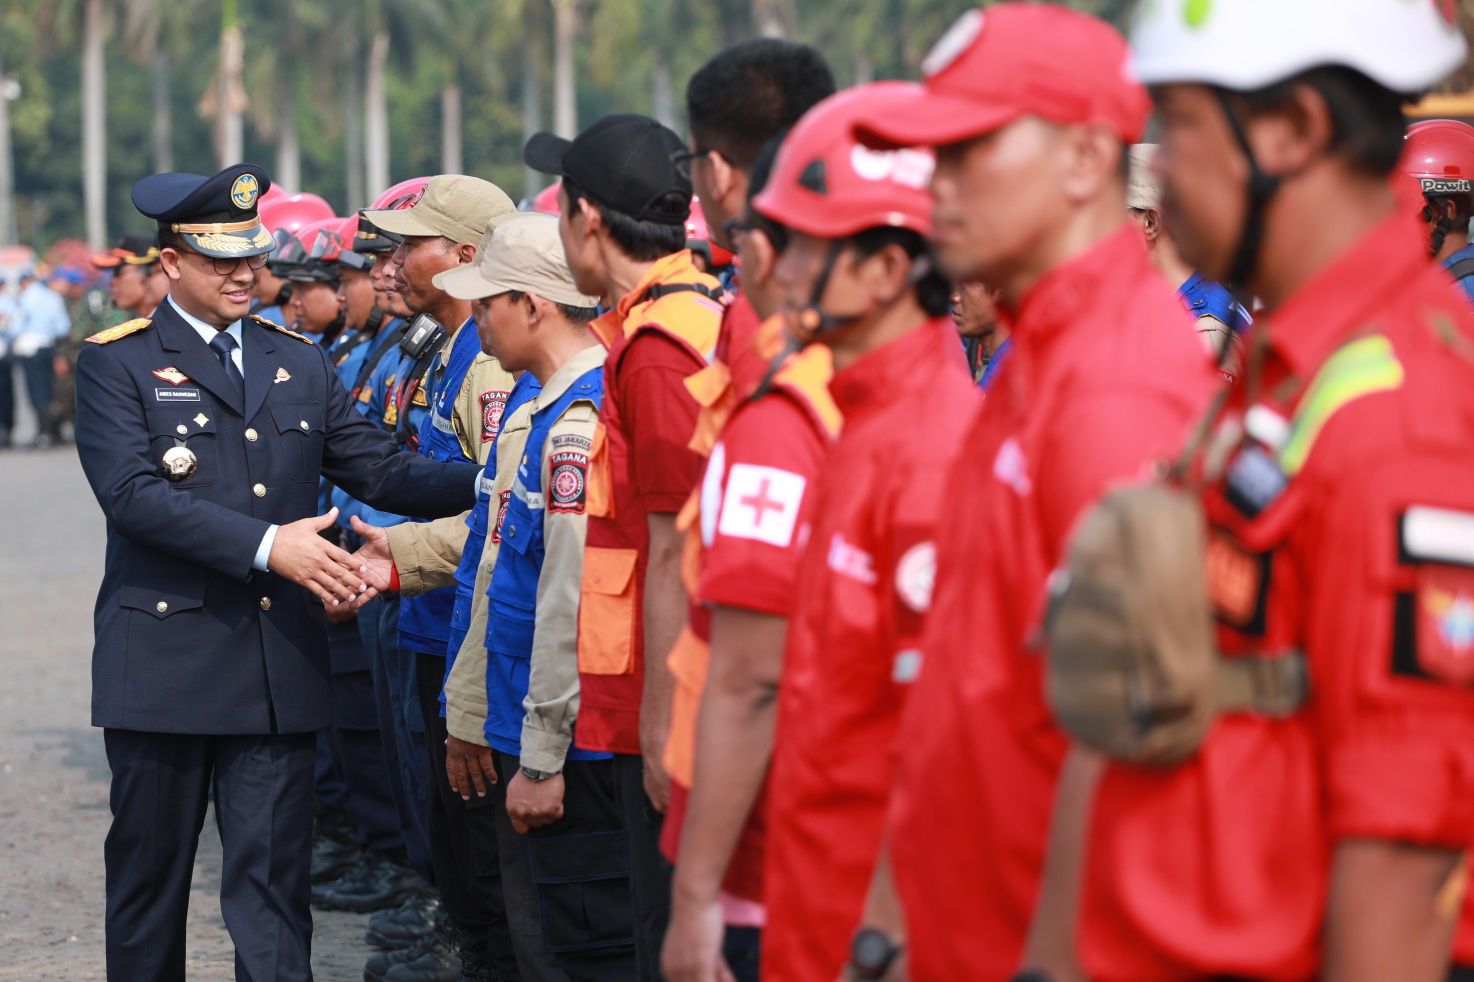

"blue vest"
[399,320,483,656]
[483,366,608,760]
[436,373,542,716]
[1178,273,1251,333]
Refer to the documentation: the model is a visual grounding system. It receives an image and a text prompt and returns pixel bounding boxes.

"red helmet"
[1402,119,1474,198]
[685,197,736,269]
[529,181,562,216]
[259,192,335,236]
[260,184,289,207]
[330,215,372,271]
[753,82,935,240]
[358,176,431,253]
[283,217,345,283]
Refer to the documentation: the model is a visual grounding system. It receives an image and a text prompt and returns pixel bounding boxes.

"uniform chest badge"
[152,366,191,386]
[273,367,292,384]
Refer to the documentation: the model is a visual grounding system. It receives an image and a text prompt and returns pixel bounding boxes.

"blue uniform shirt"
[1442,243,1474,303]
[1178,273,1251,333]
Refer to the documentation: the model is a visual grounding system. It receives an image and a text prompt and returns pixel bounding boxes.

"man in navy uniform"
[73,163,481,982]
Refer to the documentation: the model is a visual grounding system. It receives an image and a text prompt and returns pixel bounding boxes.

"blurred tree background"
[0,0,1228,249]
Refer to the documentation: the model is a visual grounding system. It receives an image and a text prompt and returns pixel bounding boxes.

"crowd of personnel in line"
[68,2,1474,981]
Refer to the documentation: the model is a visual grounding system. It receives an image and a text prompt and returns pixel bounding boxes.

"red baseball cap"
[859,3,1150,148]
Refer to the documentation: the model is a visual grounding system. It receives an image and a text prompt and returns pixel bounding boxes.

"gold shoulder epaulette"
[251,314,314,344]
[85,318,152,344]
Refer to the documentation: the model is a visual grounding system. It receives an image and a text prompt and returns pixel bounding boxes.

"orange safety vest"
[663,326,842,788]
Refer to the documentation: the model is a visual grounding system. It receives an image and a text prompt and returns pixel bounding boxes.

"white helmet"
[1130,0,1467,94]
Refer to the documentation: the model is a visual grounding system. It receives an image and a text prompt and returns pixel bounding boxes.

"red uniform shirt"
[888,225,1217,980]
[762,318,978,982]
[575,251,723,754]
[1079,212,1474,980]
[661,295,838,901]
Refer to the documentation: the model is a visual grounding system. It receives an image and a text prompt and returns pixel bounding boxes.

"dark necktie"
[209,330,244,398]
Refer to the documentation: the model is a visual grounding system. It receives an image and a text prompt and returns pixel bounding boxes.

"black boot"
[365,890,443,950]
[314,851,421,913]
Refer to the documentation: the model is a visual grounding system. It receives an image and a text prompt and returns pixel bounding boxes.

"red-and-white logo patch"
[480,390,508,444]
[548,451,589,514]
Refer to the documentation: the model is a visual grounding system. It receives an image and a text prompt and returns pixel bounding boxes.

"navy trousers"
[103,728,316,982]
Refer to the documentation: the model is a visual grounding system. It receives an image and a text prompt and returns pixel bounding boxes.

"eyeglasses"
[182,249,269,275]
[722,214,789,254]
[670,147,712,181]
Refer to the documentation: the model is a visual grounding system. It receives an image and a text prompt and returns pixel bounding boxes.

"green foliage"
[6,0,1136,248]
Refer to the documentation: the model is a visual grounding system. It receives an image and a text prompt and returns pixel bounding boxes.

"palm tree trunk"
[365,28,391,200]
[151,53,173,171]
[440,85,462,174]
[345,63,364,208]
[552,0,577,138]
[215,0,245,166]
[521,37,543,200]
[752,0,788,38]
[275,93,300,192]
[651,61,674,130]
[0,50,16,245]
[82,0,107,248]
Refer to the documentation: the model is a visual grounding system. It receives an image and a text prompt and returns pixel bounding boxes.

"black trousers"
[611,753,671,982]
[19,345,54,423]
[414,651,517,974]
[103,728,315,982]
[0,354,14,433]
[492,751,637,982]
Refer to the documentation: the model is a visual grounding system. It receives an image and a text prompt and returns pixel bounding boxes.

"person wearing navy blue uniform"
[351,175,519,981]
[74,163,480,982]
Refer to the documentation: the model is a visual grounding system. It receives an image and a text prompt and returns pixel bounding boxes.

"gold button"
[259,596,272,611]
[245,427,258,442]
[175,424,187,435]
[299,420,309,431]
[155,601,168,613]
[253,483,266,497]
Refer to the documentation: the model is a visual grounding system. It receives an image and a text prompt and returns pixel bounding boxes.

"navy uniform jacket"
[74,299,480,735]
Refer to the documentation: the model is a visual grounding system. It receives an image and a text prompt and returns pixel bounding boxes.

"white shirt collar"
[167,294,242,349]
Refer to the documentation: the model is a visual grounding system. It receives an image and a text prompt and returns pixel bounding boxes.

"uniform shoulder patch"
[85,318,152,345]
[251,314,314,344]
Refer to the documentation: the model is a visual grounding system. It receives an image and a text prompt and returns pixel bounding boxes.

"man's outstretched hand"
[268,507,367,606]
[350,515,397,599]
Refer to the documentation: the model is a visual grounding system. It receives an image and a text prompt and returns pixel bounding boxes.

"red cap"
[530,181,562,216]
[753,82,935,240]
[858,3,1149,149]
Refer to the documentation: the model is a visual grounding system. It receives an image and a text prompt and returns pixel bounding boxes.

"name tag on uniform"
[431,411,455,435]
[155,388,202,402]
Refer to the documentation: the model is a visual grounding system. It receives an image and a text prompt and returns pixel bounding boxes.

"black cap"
[91,233,161,269]
[131,163,274,259]
[523,114,691,227]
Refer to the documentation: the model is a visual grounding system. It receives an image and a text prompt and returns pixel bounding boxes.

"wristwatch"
[849,927,902,981]
[519,765,553,782]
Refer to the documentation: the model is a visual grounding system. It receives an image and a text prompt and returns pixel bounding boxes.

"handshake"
[266,508,398,615]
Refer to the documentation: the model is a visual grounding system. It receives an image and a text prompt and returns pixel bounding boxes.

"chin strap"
[1214,88,1282,292]
[791,241,935,344]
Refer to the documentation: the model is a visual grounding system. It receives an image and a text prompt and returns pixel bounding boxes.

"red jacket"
[762,318,977,981]
[889,225,1216,980]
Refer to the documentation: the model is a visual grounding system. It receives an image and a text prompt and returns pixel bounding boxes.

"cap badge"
[152,366,190,386]
[230,173,260,210]
[274,367,292,384]
[921,8,984,78]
